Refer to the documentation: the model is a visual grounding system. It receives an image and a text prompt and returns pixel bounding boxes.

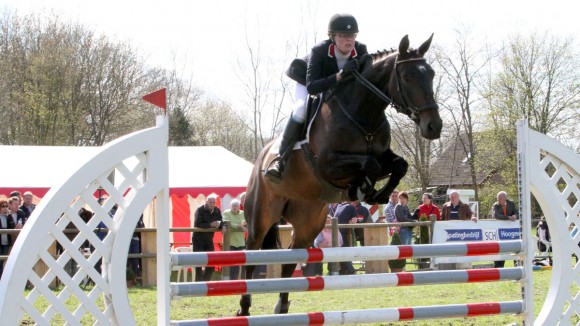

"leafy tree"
[433,25,499,201]
[169,106,194,146]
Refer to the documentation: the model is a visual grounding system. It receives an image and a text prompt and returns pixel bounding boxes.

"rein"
[352,56,438,120]
[335,99,387,145]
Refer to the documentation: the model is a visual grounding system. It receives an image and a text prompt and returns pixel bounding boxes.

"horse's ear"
[418,33,434,56]
[399,35,410,54]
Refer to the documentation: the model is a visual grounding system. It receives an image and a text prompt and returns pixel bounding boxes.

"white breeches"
[292,83,308,123]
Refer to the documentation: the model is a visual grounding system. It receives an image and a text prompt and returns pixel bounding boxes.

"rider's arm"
[306,44,339,95]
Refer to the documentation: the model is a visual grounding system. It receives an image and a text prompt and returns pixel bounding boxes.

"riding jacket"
[306,39,368,95]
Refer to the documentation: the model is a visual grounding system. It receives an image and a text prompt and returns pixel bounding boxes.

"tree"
[190,99,255,161]
[169,106,194,146]
[486,32,579,140]
[433,25,499,201]
[479,32,580,214]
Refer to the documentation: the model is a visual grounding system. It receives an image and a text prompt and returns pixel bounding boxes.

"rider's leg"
[265,83,307,182]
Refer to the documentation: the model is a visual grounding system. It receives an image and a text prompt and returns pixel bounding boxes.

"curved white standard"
[0,116,169,325]
[517,120,580,325]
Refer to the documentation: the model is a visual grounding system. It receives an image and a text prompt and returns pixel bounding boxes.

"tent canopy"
[0,145,253,198]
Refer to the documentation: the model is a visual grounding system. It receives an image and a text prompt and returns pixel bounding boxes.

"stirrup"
[265,157,284,182]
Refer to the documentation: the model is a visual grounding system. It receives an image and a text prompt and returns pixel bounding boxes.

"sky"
[2,0,579,112]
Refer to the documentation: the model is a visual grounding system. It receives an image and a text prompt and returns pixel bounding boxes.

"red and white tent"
[0,145,253,247]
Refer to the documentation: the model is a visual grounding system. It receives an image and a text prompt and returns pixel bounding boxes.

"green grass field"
[23,264,553,325]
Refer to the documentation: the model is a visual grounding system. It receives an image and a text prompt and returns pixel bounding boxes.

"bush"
[418,214,430,244]
[126,267,136,281]
[388,231,406,270]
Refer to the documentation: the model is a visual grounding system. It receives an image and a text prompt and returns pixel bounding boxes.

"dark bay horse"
[238,34,442,316]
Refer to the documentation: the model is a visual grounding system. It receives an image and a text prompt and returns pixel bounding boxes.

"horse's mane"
[369,48,398,61]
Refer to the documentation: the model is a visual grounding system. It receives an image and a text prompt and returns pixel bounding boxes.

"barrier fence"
[172,301,525,326]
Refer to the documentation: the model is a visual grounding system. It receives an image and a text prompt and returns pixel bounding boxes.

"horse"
[238,34,442,316]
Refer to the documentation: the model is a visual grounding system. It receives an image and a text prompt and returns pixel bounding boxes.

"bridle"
[330,54,438,153]
[352,55,438,120]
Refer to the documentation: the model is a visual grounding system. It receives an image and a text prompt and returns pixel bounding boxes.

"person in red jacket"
[416,193,441,220]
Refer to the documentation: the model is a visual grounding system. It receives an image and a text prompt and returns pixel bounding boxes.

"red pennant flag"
[143,88,167,112]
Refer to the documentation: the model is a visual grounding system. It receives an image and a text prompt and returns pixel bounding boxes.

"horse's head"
[391,34,442,139]
[359,34,442,139]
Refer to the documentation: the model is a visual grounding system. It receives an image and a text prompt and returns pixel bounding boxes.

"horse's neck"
[335,82,388,121]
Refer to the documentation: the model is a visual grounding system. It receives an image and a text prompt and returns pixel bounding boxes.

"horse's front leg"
[323,152,381,179]
[370,149,408,204]
[323,152,381,200]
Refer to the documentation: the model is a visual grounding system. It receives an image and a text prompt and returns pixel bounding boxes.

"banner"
[432,220,520,263]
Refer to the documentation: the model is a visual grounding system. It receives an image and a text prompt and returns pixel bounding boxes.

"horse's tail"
[262,222,281,250]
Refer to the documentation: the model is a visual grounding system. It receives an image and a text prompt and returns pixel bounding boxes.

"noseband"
[352,55,438,120]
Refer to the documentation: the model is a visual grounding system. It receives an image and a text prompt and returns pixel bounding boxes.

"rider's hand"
[341,59,359,77]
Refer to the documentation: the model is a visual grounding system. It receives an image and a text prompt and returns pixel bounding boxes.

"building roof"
[429,133,498,187]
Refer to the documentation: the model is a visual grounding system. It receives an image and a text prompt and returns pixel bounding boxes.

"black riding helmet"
[327,13,359,34]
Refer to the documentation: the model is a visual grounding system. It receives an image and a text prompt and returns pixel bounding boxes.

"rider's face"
[334,33,356,55]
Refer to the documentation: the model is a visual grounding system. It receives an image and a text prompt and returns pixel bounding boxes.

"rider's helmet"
[328,14,359,35]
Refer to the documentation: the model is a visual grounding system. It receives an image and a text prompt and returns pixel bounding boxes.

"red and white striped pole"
[172,267,523,297]
[171,301,524,325]
[171,241,522,268]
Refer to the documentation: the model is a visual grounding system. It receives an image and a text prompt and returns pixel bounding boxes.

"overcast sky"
[3,0,578,110]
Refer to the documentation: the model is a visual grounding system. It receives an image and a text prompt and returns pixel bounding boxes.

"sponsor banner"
[433,220,520,264]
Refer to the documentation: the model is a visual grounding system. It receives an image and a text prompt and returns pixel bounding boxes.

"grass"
[22,263,553,325]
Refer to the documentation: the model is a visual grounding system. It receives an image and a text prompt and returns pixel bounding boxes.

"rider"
[265,13,368,182]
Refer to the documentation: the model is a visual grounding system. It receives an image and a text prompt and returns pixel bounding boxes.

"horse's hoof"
[274,300,291,314]
[236,309,249,317]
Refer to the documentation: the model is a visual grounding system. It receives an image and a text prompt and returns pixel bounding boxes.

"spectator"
[441,190,477,222]
[9,191,22,206]
[328,203,339,217]
[192,195,223,281]
[394,191,415,245]
[222,199,246,280]
[56,213,78,278]
[315,216,344,249]
[382,191,399,236]
[334,201,358,275]
[127,214,145,278]
[238,192,246,210]
[310,216,344,276]
[93,197,116,274]
[492,191,519,268]
[8,196,26,230]
[492,191,519,221]
[417,193,441,220]
[383,191,399,224]
[266,13,368,182]
[536,216,551,253]
[353,200,372,246]
[0,199,15,279]
[19,191,36,220]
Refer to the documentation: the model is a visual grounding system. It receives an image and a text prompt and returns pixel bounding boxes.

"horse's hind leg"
[274,262,297,314]
[236,226,267,316]
[274,203,327,314]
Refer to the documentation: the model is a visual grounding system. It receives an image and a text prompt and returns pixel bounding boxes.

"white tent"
[0,145,253,198]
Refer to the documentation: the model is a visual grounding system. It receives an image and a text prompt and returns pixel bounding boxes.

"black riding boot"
[265,118,304,182]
